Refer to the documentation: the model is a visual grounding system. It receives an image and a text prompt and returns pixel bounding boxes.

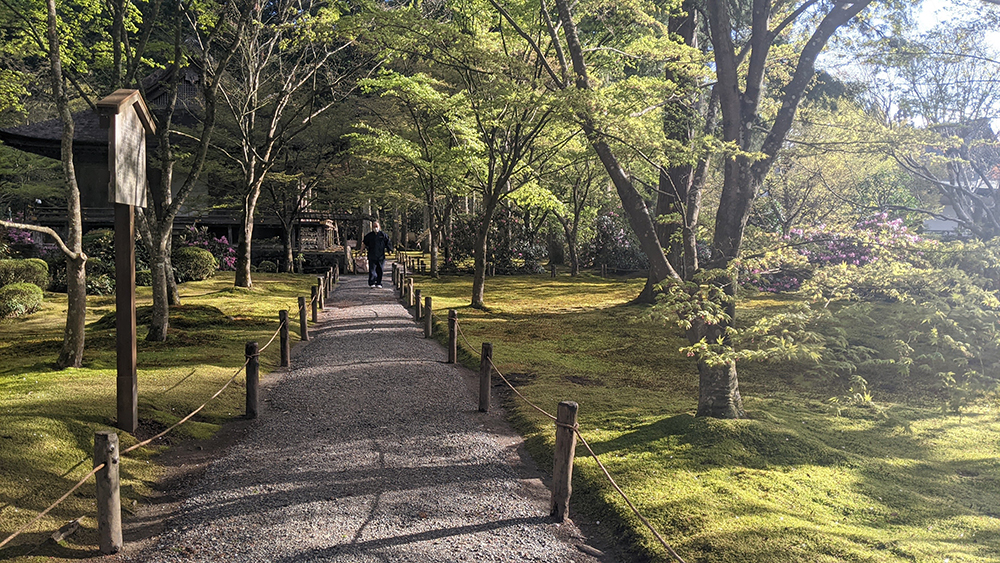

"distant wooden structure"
[0,68,354,262]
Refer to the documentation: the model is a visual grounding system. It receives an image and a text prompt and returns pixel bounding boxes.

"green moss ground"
[413,271,1000,563]
[0,272,316,560]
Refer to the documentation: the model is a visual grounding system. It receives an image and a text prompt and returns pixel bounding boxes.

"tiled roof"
[0,110,108,161]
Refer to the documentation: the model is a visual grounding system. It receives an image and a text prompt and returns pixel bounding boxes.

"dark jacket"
[362,230,392,260]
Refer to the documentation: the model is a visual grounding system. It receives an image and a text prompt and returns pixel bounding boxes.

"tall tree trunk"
[147,232,170,341]
[471,197,499,309]
[443,199,453,266]
[557,215,579,276]
[655,0,699,279]
[235,169,262,288]
[427,187,439,277]
[552,0,680,299]
[282,226,294,273]
[688,319,745,418]
[46,0,86,368]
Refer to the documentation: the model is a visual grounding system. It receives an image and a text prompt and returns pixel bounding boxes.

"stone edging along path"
[118,273,615,562]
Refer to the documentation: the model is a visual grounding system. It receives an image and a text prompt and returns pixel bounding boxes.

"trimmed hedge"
[258,260,277,273]
[173,246,217,283]
[0,282,43,319]
[0,258,50,290]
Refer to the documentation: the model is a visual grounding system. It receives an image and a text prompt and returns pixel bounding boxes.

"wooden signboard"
[96,89,155,434]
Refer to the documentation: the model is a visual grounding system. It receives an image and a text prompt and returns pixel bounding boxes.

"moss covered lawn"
[413,271,1000,563]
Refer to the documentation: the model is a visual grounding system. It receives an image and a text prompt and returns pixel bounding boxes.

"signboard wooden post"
[97,90,155,434]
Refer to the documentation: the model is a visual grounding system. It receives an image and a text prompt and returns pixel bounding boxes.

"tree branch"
[0,221,82,260]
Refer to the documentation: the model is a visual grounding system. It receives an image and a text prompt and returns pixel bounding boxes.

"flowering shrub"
[2,222,45,258]
[585,209,649,271]
[741,214,924,294]
[7,228,33,246]
[175,226,237,270]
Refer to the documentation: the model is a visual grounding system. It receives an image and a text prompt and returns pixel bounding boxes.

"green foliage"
[136,269,153,287]
[257,260,277,273]
[81,229,115,264]
[0,281,42,318]
[0,257,48,290]
[172,246,217,283]
[648,270,826,369]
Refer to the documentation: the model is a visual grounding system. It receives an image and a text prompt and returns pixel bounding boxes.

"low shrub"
[82,229,116,264]
[0,258,50,290]
[175,225,237,270]
[136,270,153,286]
[257,260,277,273]
[87,274,115,295]
[86,257,112,277]
[0,282,43,319]
[173,246,217,283]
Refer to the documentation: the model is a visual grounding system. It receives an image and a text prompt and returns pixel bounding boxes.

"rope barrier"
[122,356,252,455]
[0,464,106,550]
[1,305,292,551]
[257,319,285,354]
[454,316,687,563]
[573,430,687,563]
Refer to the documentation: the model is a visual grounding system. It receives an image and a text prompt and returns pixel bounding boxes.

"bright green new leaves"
[350,70,476,201]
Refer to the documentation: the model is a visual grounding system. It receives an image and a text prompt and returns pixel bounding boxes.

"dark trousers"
[368,257,385,286]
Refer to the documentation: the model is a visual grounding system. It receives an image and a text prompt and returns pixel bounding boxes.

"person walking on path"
[362,221,392,288]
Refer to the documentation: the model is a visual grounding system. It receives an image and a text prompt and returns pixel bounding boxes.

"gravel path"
[121,273,610,563]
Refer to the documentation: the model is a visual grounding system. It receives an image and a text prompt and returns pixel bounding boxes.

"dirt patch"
[565,375,604,387]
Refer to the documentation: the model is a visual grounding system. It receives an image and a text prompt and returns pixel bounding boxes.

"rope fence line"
[452,315,687,563]
[0,464,105,550]
[0,282,310,553]
[121,355,255,455]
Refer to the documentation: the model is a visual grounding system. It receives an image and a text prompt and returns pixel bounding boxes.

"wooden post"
[448,309,458,363]
[479,342,492,412]
[415,289,423,319]
[246,341,259,419]
[601,263,607,278]
[551,264,556,278]
[279,310,290,368]
[424,296,433,338]
[298,297,309,341]
[407,279,415,307]
[98,90,153,437]
[327,267,334,293]
[94,431,122,554]
[316,276,325,309]
[114,203,137,434]
[311,286,318,323]
[333,262,339,282]
[551,401,579,522]
[399,275,406,299]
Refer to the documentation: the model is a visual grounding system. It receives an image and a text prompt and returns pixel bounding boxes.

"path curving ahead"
[120,273,610,563]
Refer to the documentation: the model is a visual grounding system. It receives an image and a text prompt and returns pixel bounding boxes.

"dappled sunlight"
[0,272,317,555]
